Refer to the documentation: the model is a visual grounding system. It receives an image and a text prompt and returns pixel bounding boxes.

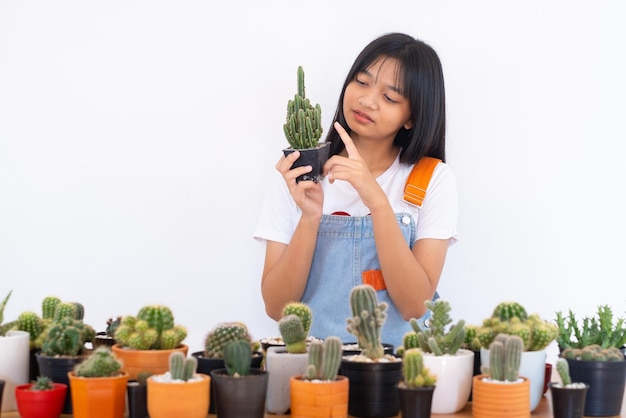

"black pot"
[127,380,148,418]
[93,332,116,349]
[35,352,85,414]
[566,358,626,416]
[341,342,395,357]
[283,142,330,183]
[0,379,5,411]
[192,350,264,415]
[398,384,435,418]
[210,368,269,418]
[340,358,402,418]
[549,383,588,418]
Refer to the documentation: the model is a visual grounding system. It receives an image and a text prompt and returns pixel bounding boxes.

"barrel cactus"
[114,305,187,350]
[204,322,253,358]
[74,347,123,377]
[41,316,96,357]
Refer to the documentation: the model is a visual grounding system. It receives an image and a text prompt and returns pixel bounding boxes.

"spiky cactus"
[16,311,44,349]
[555,358,571,386]
[481,334,523,382]
[41,317,95,357]
[31,376,54,391]
[561,345,624,362]
[555,305,626,350]
[346,284,387,360]
[402,348,437,388]
[283,66,323,150]
[204,322,252,358]
[282,302,312,337]
[53,302,78,321]
[42,296,61,320]
[279,314,308,354]
[168,351,197,381]
[304,336,342,381]
[114,305,187,350]
[411,299,465,356]
[223,339,252,377]
[74,347,123,377]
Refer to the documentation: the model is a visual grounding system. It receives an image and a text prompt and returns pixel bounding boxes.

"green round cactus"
[42,296,61,320]
[223,339,252,377]
[203,322,252,358]
[281,302,312,336]
[278,314,307,354]
[114,305,186,350]
[74,347,122,377]
[492,302,528,322]
[16,311,44,348]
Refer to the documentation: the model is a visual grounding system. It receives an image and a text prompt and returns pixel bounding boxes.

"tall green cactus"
[204,322,252,358]
[53,302,78,321]
[283,66,323,149]
[555,358,571,386]
[304,336,342,381]
[278,314,307,354]
[42,296,61,320]
[346,284,387,360]
[413,299,465,356]
[482,334,523,382]
[169,351,197,381]
[223,339,252,377]
[402,348,437,388]
[74,347,122,377]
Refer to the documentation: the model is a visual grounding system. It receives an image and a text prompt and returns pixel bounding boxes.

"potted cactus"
[341,284,402,418]
[265,301,314,414]
[398,299,473,414]
[397,348,437,418]
[93,316,121,349]
[191,321,262,414]
[289,336,349,418]
[67,347,129,418]
[282,65,329,183]
[210,340,269,418]
[15,376,67,418]
[474,301,557,411]
[111,304,188,380]
[548,358,589,418]
[147,351,210,418]
[472,334,531,418]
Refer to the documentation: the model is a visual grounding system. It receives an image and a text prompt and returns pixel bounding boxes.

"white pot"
[264,346,308,414]
[422,348,474,414]
[481,347,547,411]
[0,330,30,411]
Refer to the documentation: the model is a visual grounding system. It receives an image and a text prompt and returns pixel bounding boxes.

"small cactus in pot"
[114,305,187,350]
[345,284,391,361]
[481,334,523,382]
[203,321,254,359]
[278,302,312,354]
[403,299,466,356]
[74,347,123,377]
[304,336,343,381]
[223,339,252,377]
[401,348,437,388]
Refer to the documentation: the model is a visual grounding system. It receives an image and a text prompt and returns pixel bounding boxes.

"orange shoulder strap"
[403,156,441,208]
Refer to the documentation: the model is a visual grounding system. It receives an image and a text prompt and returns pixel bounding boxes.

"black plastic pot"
[210,368,268,418]
[127,380,148,418]
[566,358,626,416]
[0,379,5,412]
[283,142,330,183]
[35,352,85,414]
[549,383,588,418]
[398,384,435,418]
[340,358,402,418]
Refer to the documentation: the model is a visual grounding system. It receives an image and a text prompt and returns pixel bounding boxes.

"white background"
[1,1,624,357]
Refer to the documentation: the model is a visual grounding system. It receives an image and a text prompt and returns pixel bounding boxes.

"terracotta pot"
[422,348,474,413]
[548,383,588,418]
[211,368,269,418]
[35,352,86,414]
[471,374,531,418]
[192,350,263,415]
[68,371,129,418]
[111,343,188,380]
[566,357,626,417]
[290,375,349,418]
[15,382,67,418]
[397,383,435,418]
[147,373,210,418]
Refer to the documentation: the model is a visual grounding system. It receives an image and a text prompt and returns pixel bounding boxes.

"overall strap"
[403,156,441,208]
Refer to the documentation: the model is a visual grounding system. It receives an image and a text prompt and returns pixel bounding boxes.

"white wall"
[1,1,624,355]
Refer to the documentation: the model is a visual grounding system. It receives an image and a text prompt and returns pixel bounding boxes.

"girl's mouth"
[352,110,373,124]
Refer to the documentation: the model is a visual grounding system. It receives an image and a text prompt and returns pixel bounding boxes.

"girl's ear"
[403,119,413,130]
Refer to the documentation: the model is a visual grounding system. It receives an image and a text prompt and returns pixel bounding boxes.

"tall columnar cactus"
[402,348,437,388]
[346,284,387,360]
[74,347,122,377]
[223,339,252,377]
[279,314,308,354]
[42,296,61,320]
[482,334,523,382]
[169,351,197,381]
[283,66,323,150]
[413,299,466,356]
[115,305,187,350]
[282,302,312,337]
[304,336,342,381]
[204,322,252,358]
[555,358,572,386]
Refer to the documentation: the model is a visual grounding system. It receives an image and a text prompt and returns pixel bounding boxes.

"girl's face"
[343,57,413,144]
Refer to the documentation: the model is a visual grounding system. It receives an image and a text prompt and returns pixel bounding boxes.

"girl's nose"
[358,94,378,109]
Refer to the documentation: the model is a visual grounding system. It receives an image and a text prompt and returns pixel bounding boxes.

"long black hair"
[325,33,446,164]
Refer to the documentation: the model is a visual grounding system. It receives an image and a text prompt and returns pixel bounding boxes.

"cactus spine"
[223,339,252,377]
[482,334,523,382]
[74,347,122,377]
[304,336,342,381]
[168,351,197,381]
[283,66,323,150]
[413,299,465,356]
[346,284,387,360]
[402,348,437,388]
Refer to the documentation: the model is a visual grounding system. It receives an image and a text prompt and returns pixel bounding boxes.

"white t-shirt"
[254,154,459,246]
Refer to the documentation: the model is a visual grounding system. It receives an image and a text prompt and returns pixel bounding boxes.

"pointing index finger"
[334,121,358,158]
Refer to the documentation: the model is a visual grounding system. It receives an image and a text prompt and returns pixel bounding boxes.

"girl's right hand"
[276,151,324,218]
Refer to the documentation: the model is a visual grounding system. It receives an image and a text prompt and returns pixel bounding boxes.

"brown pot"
[290,375,349,418]
[68,371,129,418]
[147,373,210,418]
[111,343,188,380]
[471,374,530,418]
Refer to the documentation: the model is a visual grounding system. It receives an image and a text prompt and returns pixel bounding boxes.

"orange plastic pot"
[472,374,530,418]
[68,371,129,418]
[111,343,188,380]
[290,375,349,418]
[147,373,210,418]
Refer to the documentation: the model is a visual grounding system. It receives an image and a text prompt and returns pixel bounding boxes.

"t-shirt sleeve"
[415,163,459,245]
[253,170,299,245]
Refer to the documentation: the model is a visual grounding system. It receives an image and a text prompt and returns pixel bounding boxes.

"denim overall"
[302,212,437,350]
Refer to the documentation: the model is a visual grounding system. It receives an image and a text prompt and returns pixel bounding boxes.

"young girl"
[254,32,458,348]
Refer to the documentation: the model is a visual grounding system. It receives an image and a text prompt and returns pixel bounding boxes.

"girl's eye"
[355,77,367,86]
[384,94,399,104]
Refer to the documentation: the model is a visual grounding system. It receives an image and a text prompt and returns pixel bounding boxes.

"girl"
[254,33,458,348]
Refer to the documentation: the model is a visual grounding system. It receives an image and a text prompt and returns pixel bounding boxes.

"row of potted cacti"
[1,286,625,418]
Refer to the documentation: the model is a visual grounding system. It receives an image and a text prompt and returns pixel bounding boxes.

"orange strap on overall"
[362,156,441,290]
